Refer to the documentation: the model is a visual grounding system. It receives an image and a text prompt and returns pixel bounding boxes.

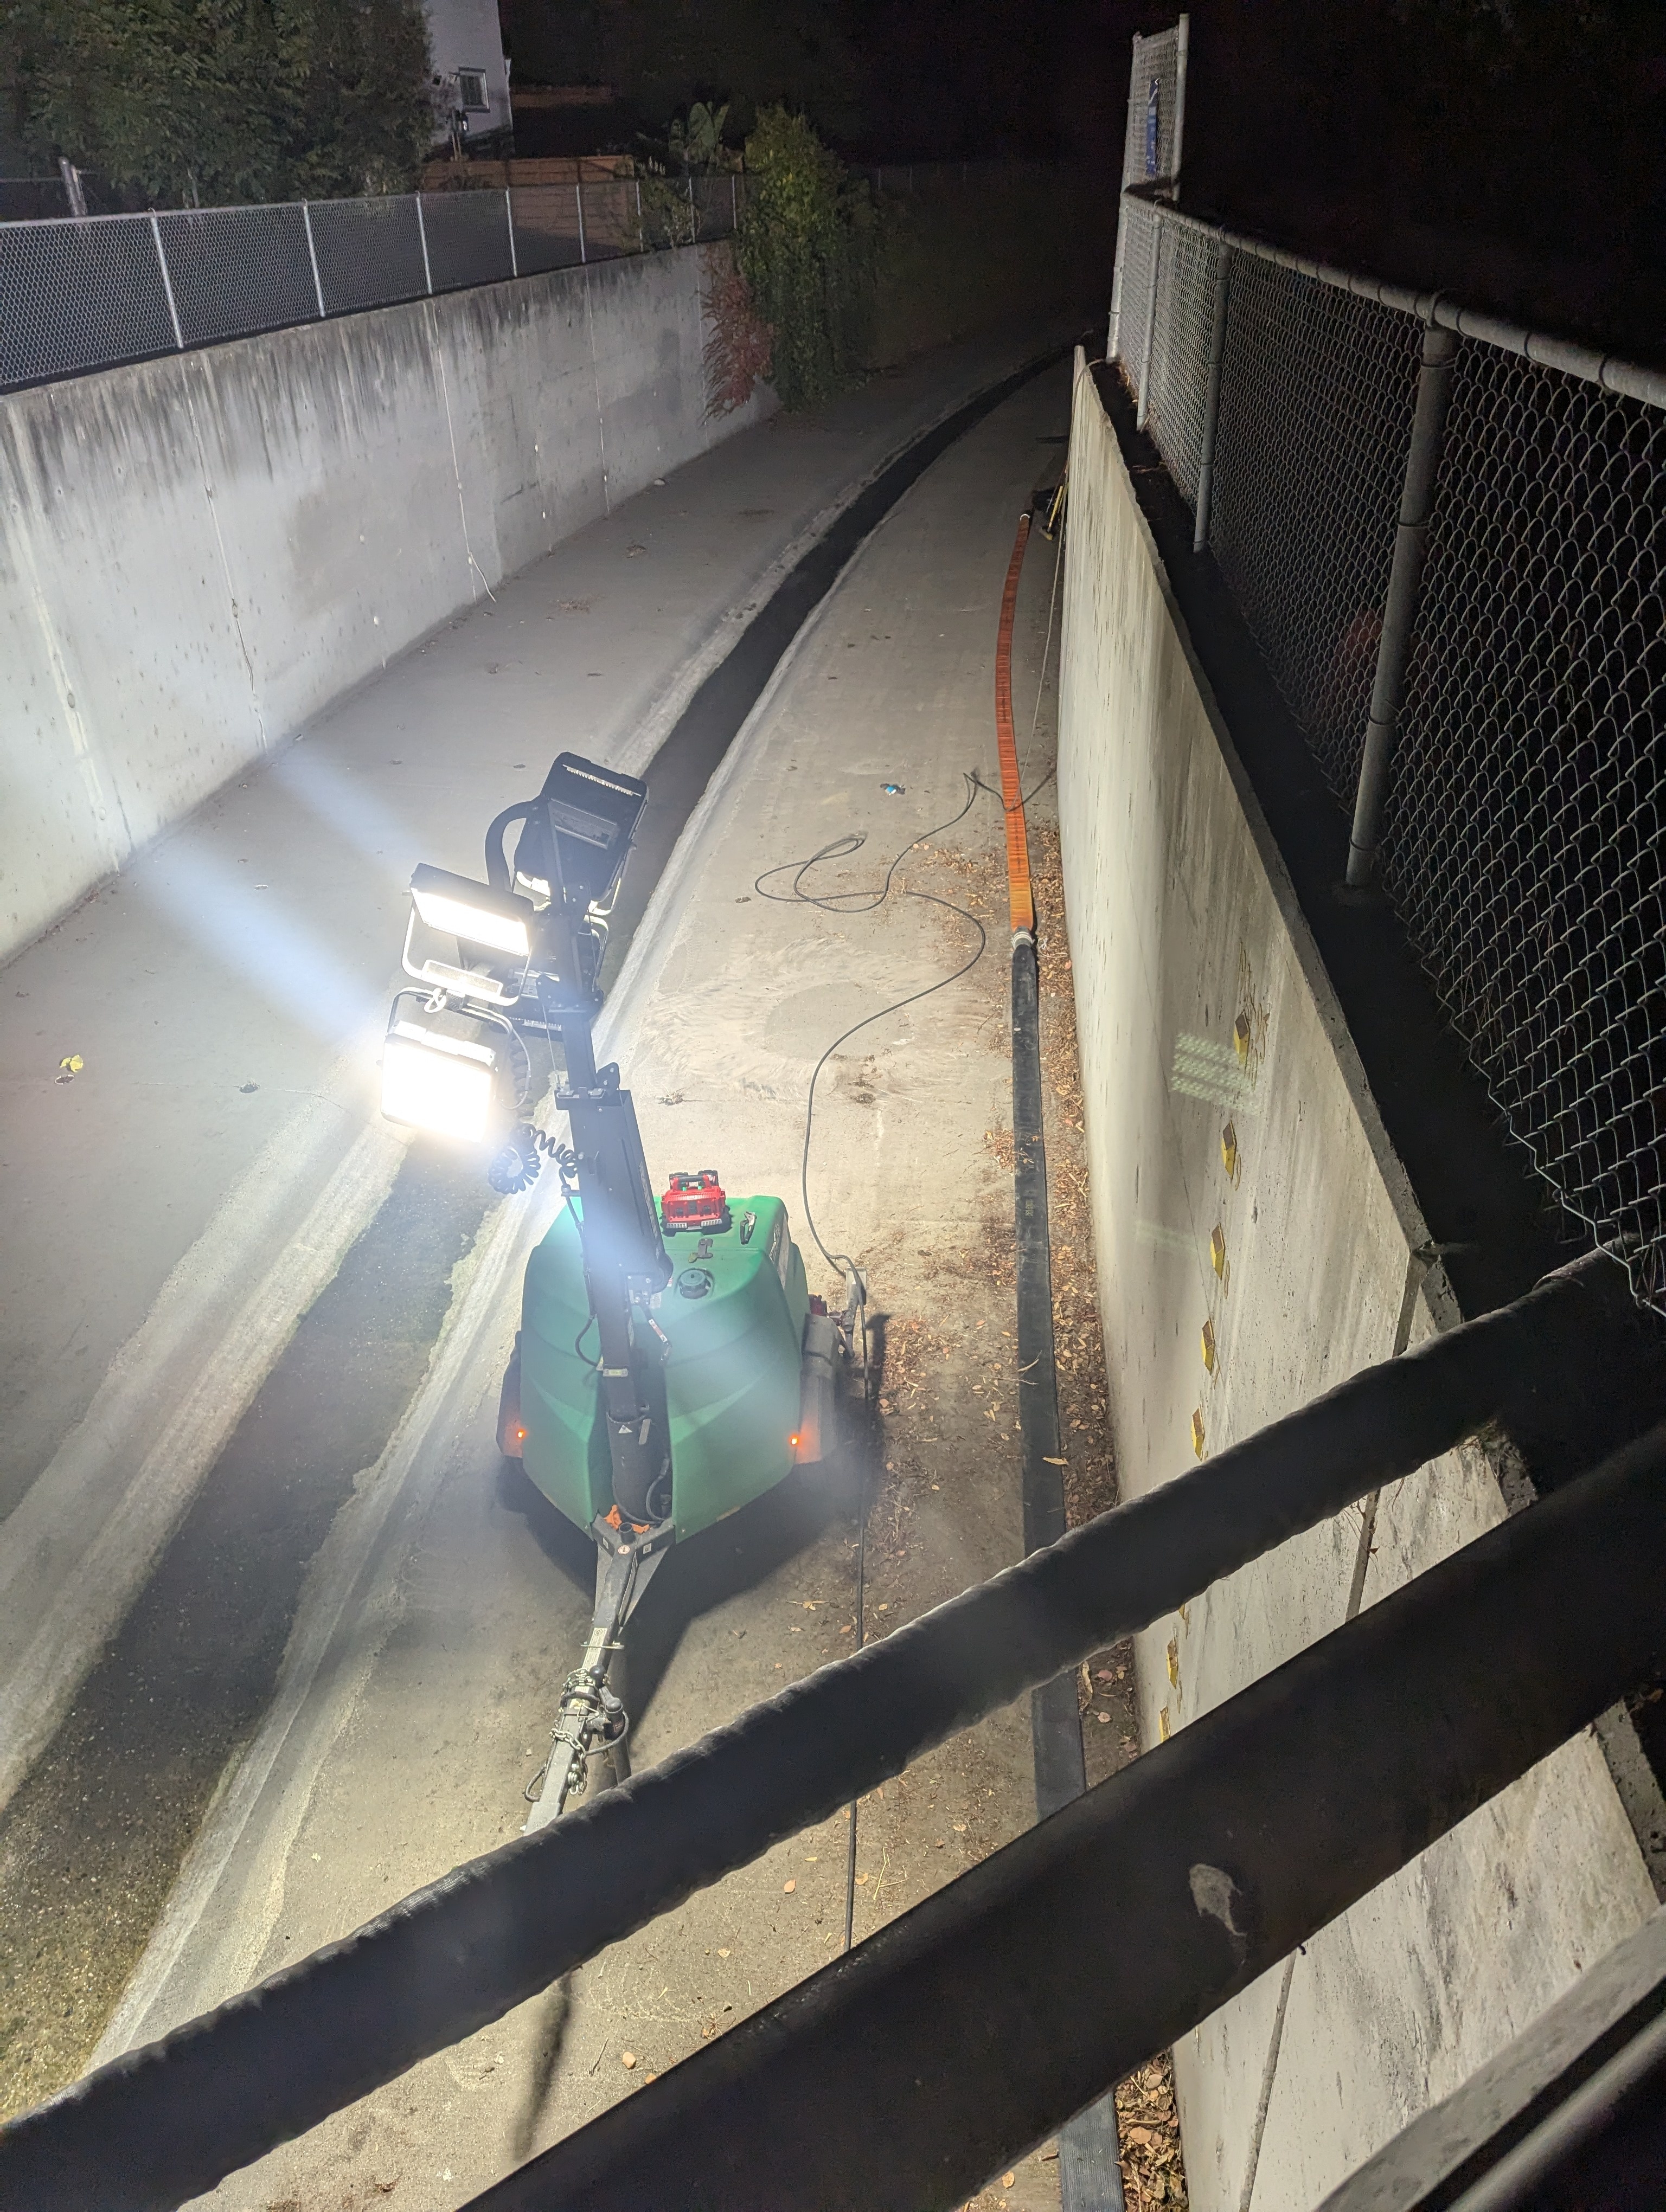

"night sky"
[497,0,1665,357]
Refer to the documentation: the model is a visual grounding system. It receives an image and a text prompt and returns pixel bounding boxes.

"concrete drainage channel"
[0,343,1075,2126]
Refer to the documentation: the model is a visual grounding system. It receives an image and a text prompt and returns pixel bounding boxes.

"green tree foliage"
[734,106,873,411]
[665,99,736,172]
[2,0,433,208]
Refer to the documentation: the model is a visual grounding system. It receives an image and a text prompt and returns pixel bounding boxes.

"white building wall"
[424,0,512,144]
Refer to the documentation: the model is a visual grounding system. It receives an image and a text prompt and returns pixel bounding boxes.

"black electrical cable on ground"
[754,771,988,1290]
[757,773,990,1952]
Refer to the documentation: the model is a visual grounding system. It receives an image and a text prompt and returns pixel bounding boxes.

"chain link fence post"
[300,202,326,318]
[1345,324,1458,888]
[1136,204,1163,429]
[1171,14,1190,181]
[415,196,433,294]
[1193,245,1232,552]
[57,157,88,220]
[505,189,518,278]
[576,179,587,263]
[149,212,184,350]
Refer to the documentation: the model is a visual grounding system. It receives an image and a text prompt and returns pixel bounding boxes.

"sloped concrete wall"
[0,243,768,961]
[1055,348,1655,2208]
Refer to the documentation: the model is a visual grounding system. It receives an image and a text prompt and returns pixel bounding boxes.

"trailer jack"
[523,1515,673,1831]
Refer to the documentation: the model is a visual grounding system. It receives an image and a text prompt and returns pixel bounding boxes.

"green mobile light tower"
[380,754,847,1829]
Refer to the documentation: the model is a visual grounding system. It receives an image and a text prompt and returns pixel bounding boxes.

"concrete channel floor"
[0,320,1071,2043]
[0,322,1090,2172]
[56,360,1081,2210]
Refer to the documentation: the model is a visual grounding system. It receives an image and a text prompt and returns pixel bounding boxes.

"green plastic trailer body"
[520,1194,810,1541]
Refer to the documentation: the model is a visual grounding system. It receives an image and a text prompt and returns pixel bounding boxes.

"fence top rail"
[0,203,169,233]
[0,197,393,238]
[0,157,1064,243]
[1125,184,1666,413]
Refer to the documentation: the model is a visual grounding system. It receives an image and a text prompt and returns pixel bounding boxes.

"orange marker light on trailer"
[789,1433,801,1449]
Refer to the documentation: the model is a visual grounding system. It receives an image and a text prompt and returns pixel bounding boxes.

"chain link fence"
[1110,181,1666,1313]
[0,156,1040,396]
[1207,253,1421,783]
[0,173,752,393]
[1140,216,1222,506]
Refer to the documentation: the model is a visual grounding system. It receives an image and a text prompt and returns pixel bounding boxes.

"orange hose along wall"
[995,511,1036,937]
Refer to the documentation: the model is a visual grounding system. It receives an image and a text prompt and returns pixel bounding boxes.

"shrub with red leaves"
[702,250,773,417]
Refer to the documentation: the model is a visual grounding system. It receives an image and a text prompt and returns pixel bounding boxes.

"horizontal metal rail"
[0,1253,1633,2210]
[1445,2004,1666,2210]
[1127,185,1666,411]
[460,1419,1666,2210]
[1311,1900,1666,2211]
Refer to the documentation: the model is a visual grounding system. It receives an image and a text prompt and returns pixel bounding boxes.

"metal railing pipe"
[464,1420,1666,2212]
[1135,203,1162,427]
[1191,243,1232,552]
[1135,190,1666,412]
[1346,321,1458,888]
[0,1253,1631,2212]
[1444,2007,1666,2212]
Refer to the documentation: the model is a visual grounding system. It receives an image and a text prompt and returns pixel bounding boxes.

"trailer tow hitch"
[523,1515,672,1832]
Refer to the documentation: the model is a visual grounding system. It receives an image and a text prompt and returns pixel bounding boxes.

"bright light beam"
[137,839,382,1044]
[270,746,427,892]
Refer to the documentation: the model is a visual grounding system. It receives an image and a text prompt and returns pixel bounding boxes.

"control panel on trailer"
[661,1169,732,1236]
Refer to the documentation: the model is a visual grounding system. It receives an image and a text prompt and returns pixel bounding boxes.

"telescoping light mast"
[379,754,845,1826]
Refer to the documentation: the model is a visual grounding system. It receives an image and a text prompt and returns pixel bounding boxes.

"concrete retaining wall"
[1055,349,1656,2207]
[0,244,770,961]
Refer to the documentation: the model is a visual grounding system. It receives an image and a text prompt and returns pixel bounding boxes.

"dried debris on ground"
[1034,819,1190,2211]
[1117,2054,1189,2208]
[1031,821,1116,1530]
